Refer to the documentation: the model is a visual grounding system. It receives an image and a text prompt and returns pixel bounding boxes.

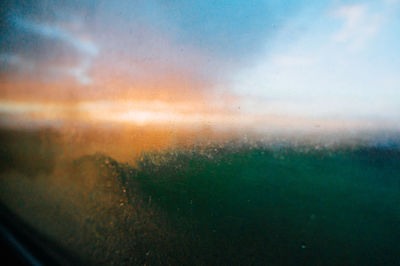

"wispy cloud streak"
[7,15,98,84]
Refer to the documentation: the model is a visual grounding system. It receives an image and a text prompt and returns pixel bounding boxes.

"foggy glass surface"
[1,1,400,265]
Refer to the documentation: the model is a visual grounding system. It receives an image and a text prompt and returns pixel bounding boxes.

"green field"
[1,129,400,265]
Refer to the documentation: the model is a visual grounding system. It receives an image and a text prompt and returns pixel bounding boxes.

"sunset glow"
[1,0,399,133]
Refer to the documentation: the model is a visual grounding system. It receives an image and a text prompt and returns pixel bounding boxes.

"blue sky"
[231,0,400,122]
[0,0,399,129]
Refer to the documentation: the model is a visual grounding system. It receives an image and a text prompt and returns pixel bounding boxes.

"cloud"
[0,53,34,73]
[272,55,316,67]
[2,15,98,85]
[230,1,400,123]
[12,16,98,56]
[332,4,383,50]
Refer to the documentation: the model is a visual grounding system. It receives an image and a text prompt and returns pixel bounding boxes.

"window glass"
[1,1,400,264]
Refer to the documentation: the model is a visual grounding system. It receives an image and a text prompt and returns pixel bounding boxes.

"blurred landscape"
[2,1,400,265]
[1,126,400,265]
